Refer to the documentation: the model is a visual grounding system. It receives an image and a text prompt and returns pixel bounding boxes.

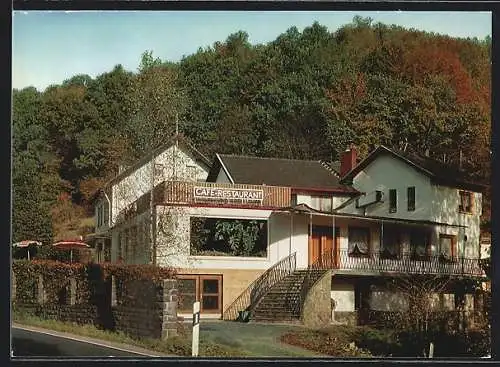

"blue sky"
[12,11,492,91]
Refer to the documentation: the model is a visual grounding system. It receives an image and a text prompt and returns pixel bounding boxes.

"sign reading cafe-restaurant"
[193,186,264,202]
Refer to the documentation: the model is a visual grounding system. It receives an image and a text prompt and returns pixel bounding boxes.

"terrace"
[315,250,485,278]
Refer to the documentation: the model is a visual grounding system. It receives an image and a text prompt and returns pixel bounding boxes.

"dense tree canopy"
[11,17,491,241]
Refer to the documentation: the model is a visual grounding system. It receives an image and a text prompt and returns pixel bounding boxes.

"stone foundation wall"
[334,311,358,326]
[301,270,332,328]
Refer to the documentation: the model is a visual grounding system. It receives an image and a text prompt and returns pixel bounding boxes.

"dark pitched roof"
[207,154,358,194]
[106,134,211,187]
[340,145,488,192]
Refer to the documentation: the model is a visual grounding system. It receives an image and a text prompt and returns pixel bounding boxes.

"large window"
[407,187,416,212]
[389,189,397,213]
[348,227,370,256]
[381,227,400,259]
[177,274,222,314]
[410,229,431,260]
[459,191,473,214]
[190,217,267,257]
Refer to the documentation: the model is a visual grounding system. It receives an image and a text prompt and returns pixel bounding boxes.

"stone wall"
[334,311,358,326]
[12,272,178,340]
[301,270,332,328]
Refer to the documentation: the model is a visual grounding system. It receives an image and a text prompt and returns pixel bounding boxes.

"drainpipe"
[309,213,313,267]
[332,215,336,267]
[289,213,293,257]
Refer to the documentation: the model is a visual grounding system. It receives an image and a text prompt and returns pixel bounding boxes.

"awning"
[275,203,468,228]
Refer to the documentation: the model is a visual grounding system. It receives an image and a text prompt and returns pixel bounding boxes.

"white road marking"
[12,325,162,357]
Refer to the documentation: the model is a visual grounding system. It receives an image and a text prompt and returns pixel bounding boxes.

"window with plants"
[190,217,268,257]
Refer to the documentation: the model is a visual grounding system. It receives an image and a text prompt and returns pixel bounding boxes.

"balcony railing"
[147,180,292,209]
[315,250,485,277]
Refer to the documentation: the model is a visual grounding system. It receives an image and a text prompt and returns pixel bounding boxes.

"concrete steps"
[250,269,328,323]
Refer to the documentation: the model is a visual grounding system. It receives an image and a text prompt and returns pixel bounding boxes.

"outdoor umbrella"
[12,240,42,260]
[52,240,90,263]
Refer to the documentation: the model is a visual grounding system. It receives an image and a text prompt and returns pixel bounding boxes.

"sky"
[12,11,492,92]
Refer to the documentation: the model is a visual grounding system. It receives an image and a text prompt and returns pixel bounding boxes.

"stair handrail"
[222,252,297,321]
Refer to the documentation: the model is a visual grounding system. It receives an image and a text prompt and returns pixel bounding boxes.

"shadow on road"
[12,337,64,356]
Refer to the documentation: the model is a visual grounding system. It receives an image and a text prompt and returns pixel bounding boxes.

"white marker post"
[192,301,200,357]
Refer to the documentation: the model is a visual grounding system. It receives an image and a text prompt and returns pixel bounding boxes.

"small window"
[291,194,298,206]
[459,191,473,213]
[97,205,102,227]
[407,187,415,212]
[389,189,397,213]
[117,232,122,261]
[186,165,197,180]
[103,205,109,225]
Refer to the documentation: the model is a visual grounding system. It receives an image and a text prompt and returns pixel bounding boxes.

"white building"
[90,138,487,322]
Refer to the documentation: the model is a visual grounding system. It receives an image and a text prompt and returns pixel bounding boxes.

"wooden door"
[308,226,340,267]
[308,235,321,266]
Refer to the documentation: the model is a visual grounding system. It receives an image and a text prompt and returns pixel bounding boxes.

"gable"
[108,136,211,187]
[341,146,486,193]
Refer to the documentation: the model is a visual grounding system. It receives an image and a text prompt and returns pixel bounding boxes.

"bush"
[281,326,372,357]
[433,329,490,357]
[355,327,401,357]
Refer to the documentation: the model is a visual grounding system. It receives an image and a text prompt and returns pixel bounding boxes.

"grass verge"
[12,309,249,357]
[280,325,397,358]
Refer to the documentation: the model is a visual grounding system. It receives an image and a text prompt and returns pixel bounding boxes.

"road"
[12,326,161,357]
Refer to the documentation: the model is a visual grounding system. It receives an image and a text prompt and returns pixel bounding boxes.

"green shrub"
[433,329,490,357]
[281,327,372,358]
[356,327,401,357]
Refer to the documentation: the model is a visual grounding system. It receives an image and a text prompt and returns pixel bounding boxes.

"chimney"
[340,144,357,177]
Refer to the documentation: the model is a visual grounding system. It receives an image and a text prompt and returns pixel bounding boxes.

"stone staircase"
[251,269,328,323]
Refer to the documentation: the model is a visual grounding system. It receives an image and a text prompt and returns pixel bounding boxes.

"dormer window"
[311,196,333,212]
[459,191,473,214]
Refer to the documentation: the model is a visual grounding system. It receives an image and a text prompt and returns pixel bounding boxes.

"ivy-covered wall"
[11,260,178,340]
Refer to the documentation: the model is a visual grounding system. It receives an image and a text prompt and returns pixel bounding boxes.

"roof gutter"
[274,204,467,228]
[291,186,359,195]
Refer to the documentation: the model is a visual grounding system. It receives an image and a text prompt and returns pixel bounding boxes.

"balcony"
[314,250,485,278]
[152,180,292,208]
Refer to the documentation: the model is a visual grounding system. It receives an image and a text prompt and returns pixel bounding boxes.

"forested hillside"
[12,17,491,243]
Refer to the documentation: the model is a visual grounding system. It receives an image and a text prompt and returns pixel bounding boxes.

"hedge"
[12,260,177,307]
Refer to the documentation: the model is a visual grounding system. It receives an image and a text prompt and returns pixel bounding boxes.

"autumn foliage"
[12,17,491,244]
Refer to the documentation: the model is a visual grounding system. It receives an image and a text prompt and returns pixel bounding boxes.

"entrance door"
[308,226,340,267]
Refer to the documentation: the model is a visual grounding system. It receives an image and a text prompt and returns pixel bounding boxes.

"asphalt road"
[12,327,153,357]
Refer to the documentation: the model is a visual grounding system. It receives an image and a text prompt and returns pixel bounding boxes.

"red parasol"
[52,240,90,263]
